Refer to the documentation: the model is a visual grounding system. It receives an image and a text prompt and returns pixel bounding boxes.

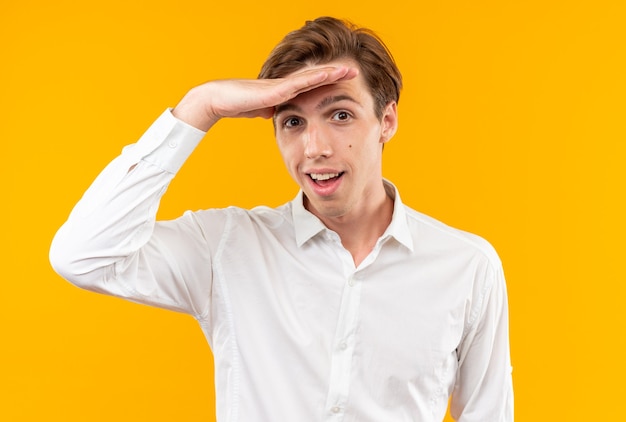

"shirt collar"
[292,190,328,247]
[291,180,414,252]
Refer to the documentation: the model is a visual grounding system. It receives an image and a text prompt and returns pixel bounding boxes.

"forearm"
[452,263,514,421]
[49,109,205,290]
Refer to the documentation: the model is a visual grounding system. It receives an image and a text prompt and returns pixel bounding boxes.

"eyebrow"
[274,94,359,117]
[316,94,359,110]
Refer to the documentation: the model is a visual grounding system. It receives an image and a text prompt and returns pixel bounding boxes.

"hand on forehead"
[277,61,360,107]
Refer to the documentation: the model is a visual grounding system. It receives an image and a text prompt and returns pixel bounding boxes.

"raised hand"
[172,65,358,131]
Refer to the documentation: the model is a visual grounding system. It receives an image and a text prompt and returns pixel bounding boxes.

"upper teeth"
[310,173,339,181]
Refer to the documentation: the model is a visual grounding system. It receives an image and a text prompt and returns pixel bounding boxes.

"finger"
[275,66,359,102]
[292,65,358,88]
[335,67,359,81]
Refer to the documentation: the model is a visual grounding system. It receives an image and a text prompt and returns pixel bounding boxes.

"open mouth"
[308,172,344,185]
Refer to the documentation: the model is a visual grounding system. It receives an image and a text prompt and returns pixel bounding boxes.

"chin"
[312,203,349,220]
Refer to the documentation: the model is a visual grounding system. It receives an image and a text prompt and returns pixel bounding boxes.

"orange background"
[2,0,625,420]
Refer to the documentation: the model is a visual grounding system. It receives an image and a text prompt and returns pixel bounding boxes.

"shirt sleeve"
[450,261,514,421]
[49,109,213,318]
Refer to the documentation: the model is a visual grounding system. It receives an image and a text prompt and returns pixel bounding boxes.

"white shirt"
[50,109,513,422]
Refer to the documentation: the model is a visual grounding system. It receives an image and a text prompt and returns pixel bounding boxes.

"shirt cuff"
[125,108,207,174]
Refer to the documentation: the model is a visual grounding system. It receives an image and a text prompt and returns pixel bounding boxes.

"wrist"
[172,86,220,131]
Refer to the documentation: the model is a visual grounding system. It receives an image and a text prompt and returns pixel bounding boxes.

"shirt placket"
[323,237,365,421]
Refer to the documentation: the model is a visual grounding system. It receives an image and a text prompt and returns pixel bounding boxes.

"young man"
[50,17,513,421]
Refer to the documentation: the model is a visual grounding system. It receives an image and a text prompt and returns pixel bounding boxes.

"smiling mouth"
[308,172,344,185]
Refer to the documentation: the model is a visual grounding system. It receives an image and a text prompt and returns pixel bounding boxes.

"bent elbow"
[49,230,101,291]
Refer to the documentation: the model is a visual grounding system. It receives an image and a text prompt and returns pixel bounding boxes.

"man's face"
[274,59,398,222]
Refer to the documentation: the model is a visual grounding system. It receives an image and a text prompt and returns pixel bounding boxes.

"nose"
[304,125,332,159]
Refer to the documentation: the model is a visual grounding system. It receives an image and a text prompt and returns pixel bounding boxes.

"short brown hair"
[258,17,402,119]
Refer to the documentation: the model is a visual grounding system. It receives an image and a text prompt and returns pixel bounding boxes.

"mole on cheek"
[349,144,352,148]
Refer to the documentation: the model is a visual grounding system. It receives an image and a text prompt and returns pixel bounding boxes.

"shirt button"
[348,277,355,286]
[168,140,177,148]
[339,342,347,350]
[331,406,341,414]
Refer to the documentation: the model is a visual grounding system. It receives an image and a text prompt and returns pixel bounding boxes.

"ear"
[380,101,398,144]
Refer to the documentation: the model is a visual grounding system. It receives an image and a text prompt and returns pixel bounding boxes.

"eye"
[283,116,303,128]
[332,111,352,122]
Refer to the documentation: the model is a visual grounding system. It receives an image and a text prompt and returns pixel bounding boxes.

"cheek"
[349,128,383,155]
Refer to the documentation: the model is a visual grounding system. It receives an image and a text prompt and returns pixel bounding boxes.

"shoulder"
[403,205,502,268]
[190,202,293,233]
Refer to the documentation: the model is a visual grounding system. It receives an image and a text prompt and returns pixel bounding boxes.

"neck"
[315,184,394,267]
